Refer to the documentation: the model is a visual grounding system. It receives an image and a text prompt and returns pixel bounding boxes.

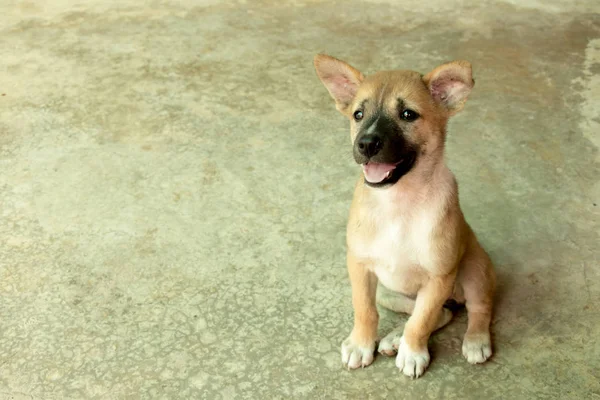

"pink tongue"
[362,162,397,183]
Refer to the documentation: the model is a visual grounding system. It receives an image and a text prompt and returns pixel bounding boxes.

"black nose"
[357,135,383,158]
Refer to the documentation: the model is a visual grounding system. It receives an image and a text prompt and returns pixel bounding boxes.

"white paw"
[462,334,492,364]
[341,337,376,369]
[378,328,403,356]
[395,337,430,378]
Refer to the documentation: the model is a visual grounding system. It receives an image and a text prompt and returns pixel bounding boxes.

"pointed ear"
[314,54,365,114]
[423,60,474,114]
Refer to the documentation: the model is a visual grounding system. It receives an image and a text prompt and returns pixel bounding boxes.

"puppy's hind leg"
[376,285,416,314]
[377,286,453,356]
[459,239,496,364]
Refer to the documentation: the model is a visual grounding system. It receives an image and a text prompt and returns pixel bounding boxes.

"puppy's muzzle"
[354,132,416,187]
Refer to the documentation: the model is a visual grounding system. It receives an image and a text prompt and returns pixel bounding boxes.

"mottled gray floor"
[0,0,599,399]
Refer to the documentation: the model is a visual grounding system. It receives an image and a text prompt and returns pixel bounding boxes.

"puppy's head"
[314,54,474,187]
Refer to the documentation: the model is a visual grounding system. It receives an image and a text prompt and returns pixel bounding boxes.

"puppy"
[314,54,496,378]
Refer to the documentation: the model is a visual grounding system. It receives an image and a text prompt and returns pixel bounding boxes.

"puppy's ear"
[314,54,364,115]
[423,61,474,115]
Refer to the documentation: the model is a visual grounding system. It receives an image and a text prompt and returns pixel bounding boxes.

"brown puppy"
[314,54,496,378]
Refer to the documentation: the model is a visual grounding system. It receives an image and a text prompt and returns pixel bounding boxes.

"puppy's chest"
[350,212,434,273]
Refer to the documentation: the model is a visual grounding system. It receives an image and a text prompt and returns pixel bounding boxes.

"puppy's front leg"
[341,252,378,370]
[396,274,454,378]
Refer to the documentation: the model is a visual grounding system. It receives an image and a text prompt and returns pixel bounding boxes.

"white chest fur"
[348,190,445,294]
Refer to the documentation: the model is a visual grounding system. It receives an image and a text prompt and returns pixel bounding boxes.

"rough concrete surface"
[0,0,599,399]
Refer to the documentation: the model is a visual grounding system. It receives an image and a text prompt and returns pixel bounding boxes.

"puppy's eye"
[400,109,419,122]
[353,110,364,121]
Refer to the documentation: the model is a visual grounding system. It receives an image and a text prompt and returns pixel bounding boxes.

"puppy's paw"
[377,328,403,356]
[341,337,376,369]
[462,333,492,364]
[395,337,430,378]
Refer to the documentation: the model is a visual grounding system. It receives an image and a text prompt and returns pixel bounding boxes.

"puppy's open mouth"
[362,155,415,187]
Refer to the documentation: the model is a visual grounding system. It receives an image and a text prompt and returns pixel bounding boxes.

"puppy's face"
[314,55,474,187]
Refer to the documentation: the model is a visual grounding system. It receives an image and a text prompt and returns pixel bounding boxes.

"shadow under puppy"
[314,54,496,378]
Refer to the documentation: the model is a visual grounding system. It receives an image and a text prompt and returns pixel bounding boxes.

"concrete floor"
[0,0,599,398]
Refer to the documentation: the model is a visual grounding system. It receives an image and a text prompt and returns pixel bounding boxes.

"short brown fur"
[314,54,496,378]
